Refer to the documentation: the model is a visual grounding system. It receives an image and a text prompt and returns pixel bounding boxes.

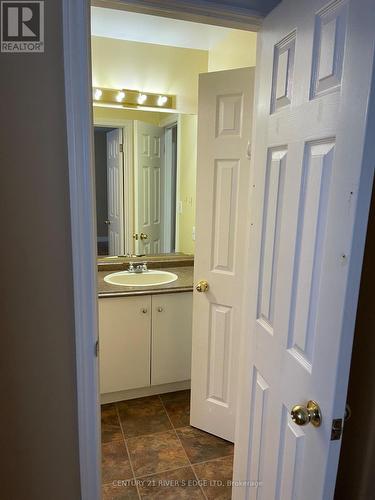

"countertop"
[98,266,194,298]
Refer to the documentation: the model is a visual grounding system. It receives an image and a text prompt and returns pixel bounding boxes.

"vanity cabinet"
[99,296,151,394]
[99,292,192,395]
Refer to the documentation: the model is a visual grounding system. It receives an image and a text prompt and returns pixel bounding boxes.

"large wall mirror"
[94,110,197,257]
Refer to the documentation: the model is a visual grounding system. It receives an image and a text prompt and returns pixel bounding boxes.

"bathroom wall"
[91,31,258,255]
[93,105,164,125]
[208,30,257,72]
[0,1,81,499]
[91,36,208,114]
[177,114,198,254]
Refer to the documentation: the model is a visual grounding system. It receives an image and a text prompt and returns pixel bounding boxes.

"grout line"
[115,404,142,500]
[158,395,208,500]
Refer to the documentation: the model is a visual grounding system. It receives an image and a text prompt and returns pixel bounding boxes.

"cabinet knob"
[141,308,148,314]
[157,307,163,312]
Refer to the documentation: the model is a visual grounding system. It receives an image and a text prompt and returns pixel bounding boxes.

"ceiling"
[91,7,238,50]
[208,0,280,15]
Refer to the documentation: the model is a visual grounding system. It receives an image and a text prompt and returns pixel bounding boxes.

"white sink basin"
[104,270,178,287]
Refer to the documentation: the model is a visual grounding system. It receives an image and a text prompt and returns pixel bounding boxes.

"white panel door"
[134,121,164,255]
[151,293,193,386]
[106,128,124,255]
[234,1,375,499]
[191,67,255,442]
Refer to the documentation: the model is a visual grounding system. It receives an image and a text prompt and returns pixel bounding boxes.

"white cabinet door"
[151,293,193,386]
[99,296,151,394]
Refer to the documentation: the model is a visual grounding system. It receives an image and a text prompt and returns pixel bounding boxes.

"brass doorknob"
[140,232,148,240]
[105,220,111,225]
[196,280,209,293]
[133,233,139,240]
[291,400,322,427]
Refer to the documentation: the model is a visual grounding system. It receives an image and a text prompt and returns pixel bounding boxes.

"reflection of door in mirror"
[94,120,179,257]
[107,129,125,256]
[134,121,165,255]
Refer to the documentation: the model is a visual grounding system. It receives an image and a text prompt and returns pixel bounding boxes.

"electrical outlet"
[192,226,196,241]
[178,201,183,214]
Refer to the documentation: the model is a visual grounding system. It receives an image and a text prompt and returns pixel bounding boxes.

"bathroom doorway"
[91,7,257,498]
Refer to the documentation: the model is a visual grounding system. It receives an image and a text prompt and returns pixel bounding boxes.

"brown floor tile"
[102,481,139,499]
[176,426,234,464]
[160,391,191,429]
[127,430,189,478]
[137,466,204,499]
[194,456,233,499]
[102,440,134,484]
[117,396,172,439]
[101,403,123,443]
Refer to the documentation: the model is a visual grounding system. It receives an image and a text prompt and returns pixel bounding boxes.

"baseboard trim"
[101,379,191,404]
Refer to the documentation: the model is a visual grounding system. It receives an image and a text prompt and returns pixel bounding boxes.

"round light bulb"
[93,88,102,100]
[116,91,126,102]
[138,93,147,105]
[157,95,168,106]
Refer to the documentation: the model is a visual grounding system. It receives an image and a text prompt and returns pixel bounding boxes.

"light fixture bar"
[92,87,175,110]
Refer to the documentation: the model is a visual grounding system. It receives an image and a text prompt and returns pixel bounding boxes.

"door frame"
[94,120,134,255]
[62,1,375,499]
[163,120,178,252]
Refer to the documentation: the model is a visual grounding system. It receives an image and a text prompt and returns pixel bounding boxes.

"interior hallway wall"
[0,2,81,499]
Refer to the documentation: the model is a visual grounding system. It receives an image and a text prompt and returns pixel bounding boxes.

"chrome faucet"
[128,261,148,273]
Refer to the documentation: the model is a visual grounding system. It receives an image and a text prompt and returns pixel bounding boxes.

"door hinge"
[95,340,99,357]
[331,404,352,440]
[331,418,343,441]
[119,143,124,153]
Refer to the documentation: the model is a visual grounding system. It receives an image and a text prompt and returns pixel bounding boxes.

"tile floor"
[101,390,234,499]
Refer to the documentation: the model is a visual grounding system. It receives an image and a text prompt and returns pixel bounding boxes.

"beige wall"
[91,36,208,114]
[208,30,257,72]
[93,105,164,125]
[177,115,198,254]
[0,2,81,499]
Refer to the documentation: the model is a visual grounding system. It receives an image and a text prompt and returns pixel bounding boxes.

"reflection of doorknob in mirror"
[133,233,139,240]
[140,232,148,240]
[105,220,111,225]
[196,280,209,293]
[291,400,322,427]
